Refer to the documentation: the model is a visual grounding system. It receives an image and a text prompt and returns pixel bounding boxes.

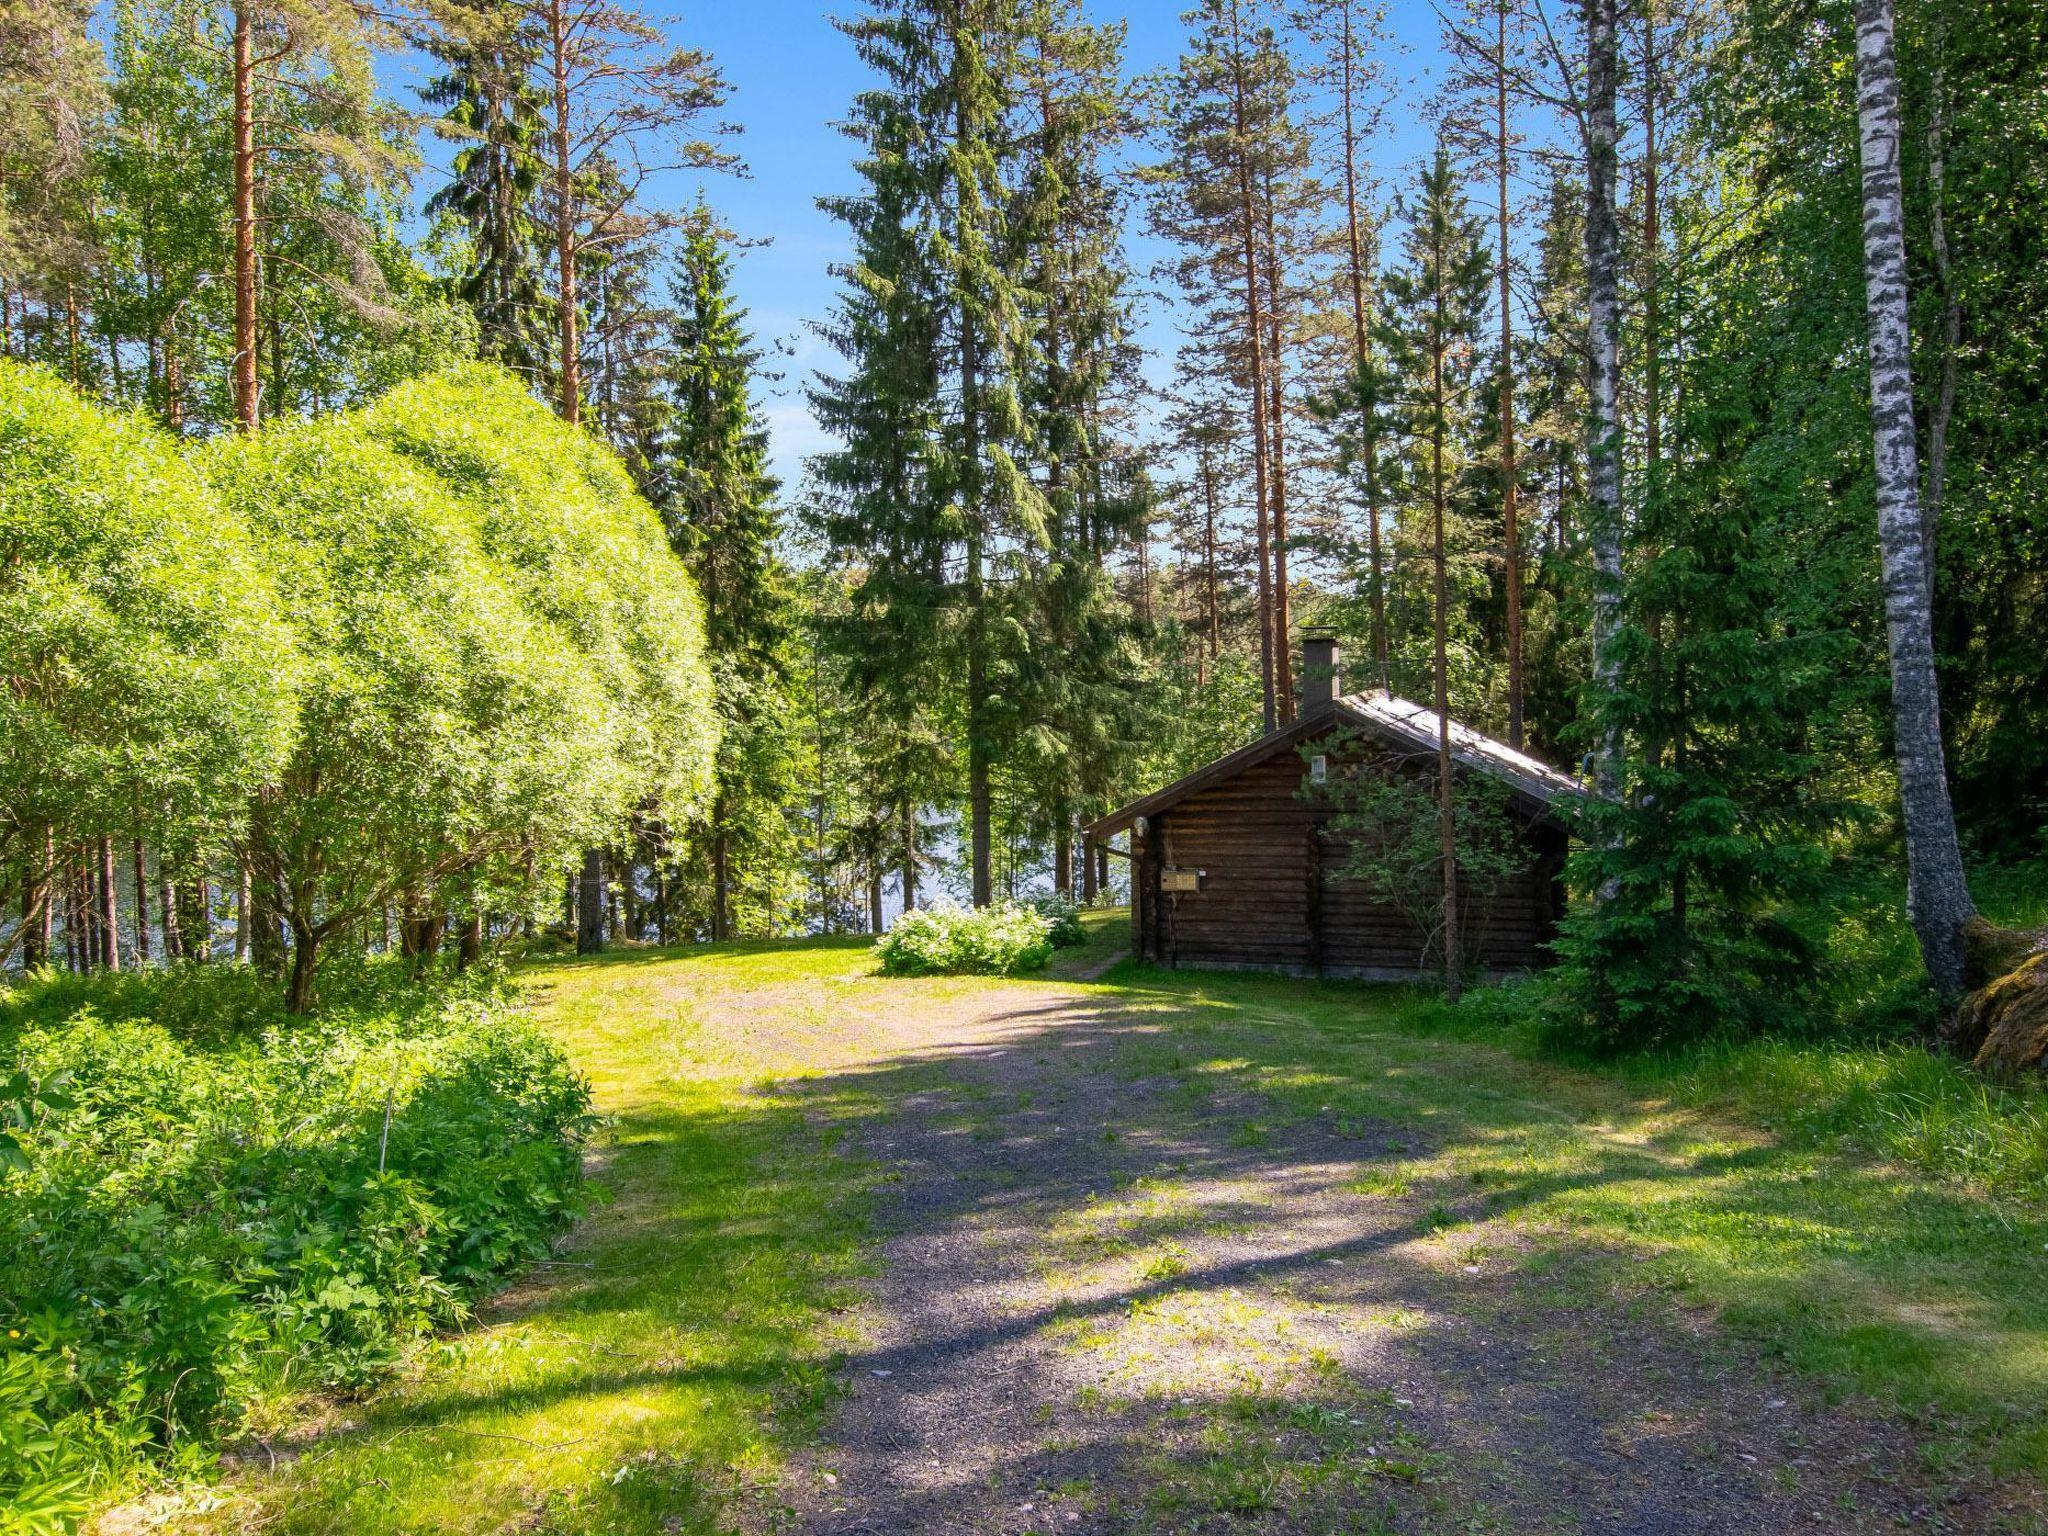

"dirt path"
[721,977,1940,1536]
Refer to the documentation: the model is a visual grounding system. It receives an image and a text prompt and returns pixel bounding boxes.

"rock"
[1964,952,2048,1079]
[1961,916,2042,992]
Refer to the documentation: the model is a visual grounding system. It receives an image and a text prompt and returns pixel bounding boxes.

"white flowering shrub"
[876,900,1055,977]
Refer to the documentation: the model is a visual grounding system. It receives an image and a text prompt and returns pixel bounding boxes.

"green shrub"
[0,359,294,879]
[0,966,592,1523]
[1028,893,1087,949]
[877,900,1055,976]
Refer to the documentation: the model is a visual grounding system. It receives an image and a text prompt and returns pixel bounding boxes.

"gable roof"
[1085,689,1583,840]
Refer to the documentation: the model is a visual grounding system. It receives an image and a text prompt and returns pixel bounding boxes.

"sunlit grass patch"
[1099,958,2048,1480]
[209,949,877,1536]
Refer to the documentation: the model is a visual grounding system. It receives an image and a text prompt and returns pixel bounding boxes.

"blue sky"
[638,1,1469,488]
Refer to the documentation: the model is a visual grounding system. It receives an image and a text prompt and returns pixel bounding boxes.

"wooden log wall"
[1134,745,1567,977]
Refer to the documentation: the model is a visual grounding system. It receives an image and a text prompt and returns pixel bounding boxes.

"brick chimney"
[1301,628,1340,715]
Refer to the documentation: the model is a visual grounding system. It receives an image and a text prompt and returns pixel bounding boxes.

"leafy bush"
[197,364,719,1007]
[0,360,294,878]
[0,966,591,1526]
[877,900,1055,976]
[1028,893,1087,949]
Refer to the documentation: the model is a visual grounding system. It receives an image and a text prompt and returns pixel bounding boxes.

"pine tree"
[647,213,802,938]
[527,0,736,430]
[1296,0,1391,691]
[1150,0,1303,733]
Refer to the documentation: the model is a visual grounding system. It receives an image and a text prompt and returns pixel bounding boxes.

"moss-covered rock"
[1963,951,2048,1078]
[1962,915,2042,992]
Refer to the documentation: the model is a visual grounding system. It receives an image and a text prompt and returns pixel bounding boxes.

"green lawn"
[200,939,885,1536]
[202,910,2048,1531]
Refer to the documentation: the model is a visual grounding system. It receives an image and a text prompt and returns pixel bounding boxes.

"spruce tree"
[423,0,554,383]
[647,213,803,938]
[1378,145,1493,995]
[812,0,1052,909]
[1011,0,1151,891]
[1555,334,1850,1049]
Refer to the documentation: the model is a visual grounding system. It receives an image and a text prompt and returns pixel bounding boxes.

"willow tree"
[0,361,294,970]
[205,366,715,1007]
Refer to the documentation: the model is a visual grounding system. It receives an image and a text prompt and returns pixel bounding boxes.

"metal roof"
[1085,689,1583,840]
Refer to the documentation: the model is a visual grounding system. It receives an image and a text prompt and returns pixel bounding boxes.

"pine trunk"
[1228,0,1277,733]
[1431,271,1461,1002]
[1199,446,1221,667]
[1851,0,1976,1000]
[549,0,579,426]
[1584,0,1623,801]
[1263,173,1293,719]
[1338,2,1389,690]
[1497,0,1524,749]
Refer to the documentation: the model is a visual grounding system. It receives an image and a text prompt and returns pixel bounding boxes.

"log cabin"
[1086,634,1581,979]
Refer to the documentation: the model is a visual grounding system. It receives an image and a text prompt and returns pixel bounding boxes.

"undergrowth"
[1442,858,2048,1202]
[0,961,592,1533]
[878,898,1076,976]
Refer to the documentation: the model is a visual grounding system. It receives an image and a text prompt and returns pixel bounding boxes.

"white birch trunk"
[1851,0,1976,999]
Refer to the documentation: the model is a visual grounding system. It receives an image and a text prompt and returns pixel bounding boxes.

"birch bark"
[1851,0,1976,1000]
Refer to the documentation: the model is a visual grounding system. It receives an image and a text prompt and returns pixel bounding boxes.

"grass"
[1087,953,2048,1483]
[192,936,884,1536]
[193,897,2048,1529]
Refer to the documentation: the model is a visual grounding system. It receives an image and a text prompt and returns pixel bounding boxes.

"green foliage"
[1545,119,1862,1055]
[644,217,806,938]
[876,900,1055,977]
[1027,892,1087,948]
[0,361,295,868]
[196,364,715,1001]
[0,964,592,1519]
[1313,735,1529,976]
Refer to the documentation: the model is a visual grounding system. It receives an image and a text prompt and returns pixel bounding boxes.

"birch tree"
[1849,0,1975,1000]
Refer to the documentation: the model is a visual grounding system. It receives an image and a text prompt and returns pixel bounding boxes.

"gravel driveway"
[715,970,1947,1536]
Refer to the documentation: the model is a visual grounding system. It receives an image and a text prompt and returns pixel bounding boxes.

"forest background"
[3,0,2043,1044]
